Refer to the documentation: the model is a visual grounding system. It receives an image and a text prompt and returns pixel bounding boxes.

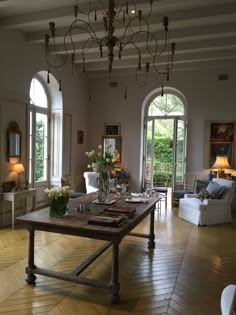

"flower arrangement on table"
[85,144,120,203]
[44,186,71,217]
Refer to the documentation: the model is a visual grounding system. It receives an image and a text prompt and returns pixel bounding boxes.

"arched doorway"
[143,87,187,195]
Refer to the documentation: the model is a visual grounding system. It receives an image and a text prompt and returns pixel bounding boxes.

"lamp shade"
[13,163,25,174]
[212,156,231,169]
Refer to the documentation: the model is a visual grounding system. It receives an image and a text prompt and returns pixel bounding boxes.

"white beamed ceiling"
[0,0,236,76]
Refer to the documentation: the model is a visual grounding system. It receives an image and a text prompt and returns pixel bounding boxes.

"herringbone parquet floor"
[0,203,235,315]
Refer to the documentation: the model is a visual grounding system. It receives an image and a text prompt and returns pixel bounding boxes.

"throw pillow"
[198,189,212,201]
[217,185,227,199]
[206,181,226,199]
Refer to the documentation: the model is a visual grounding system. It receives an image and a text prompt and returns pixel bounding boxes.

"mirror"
[103,136,122,163]
[7,121,21,162]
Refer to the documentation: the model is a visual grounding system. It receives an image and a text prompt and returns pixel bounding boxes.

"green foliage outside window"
[147,136,184,186]
[35,120,45,181]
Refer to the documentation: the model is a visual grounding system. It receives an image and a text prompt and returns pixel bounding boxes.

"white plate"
[125,198,148,204]
[92,199,116,205]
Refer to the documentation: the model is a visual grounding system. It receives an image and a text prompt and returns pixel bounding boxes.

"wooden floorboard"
[0,202,235,314]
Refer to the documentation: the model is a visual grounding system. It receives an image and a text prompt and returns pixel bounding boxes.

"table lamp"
[13,163,25,190]
[212,156,230,178]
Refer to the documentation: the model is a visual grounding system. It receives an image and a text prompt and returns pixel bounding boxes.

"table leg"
[12,201,15,229]
[148,207,155,249]
[33,195,36,212]
[26,227,37,284]
[109,242,120,304]
[2,201,6,227]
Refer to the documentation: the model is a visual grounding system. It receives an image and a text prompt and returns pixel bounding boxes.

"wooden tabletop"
[17,194,159,242]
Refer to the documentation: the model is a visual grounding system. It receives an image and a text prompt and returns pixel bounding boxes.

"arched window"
[30,78,48,108]
[29,72,62,207]
[148,93,184,117]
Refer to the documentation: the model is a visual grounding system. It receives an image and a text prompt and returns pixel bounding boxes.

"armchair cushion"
[154,187,168,193]
[206,181,226,199]
[174,189,193,197]
[198,189,212,200]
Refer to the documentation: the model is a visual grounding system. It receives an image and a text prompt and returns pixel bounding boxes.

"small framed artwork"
[210,123,234,143]
[77,130,84,144]
[104,123,121,136]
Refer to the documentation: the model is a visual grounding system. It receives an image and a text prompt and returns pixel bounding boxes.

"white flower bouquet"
[44,186,71,217]
[85,144,120,203]
[85,144,119,173]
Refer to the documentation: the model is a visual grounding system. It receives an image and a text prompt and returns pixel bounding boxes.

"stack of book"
[104,205,136,218]
[88,212,128,227]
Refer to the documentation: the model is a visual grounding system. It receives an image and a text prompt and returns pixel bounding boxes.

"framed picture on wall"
[77,130,84,144]
[204,121,236,169]
[210,123,234,143]
[208,122,235,167]
[104,123,121,136]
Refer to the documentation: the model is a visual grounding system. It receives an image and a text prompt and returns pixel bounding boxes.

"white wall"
[0,27,236,196]
[88,68,236,191]
[0,28,89,194]
[61,69,89,191]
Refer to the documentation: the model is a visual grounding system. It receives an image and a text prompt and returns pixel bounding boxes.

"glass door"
[172,117,186,188]
[143,118,174,190]
[143,119,155,190]
[29,108,50,207]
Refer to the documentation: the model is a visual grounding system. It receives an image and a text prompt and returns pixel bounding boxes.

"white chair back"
[83,172,99,194]
[221,284,236,315]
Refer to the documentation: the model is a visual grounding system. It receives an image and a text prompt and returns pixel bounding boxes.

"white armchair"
[221,284,236,315]
[83,171,116,194]
[178,178,236,225]
[83,172,99,194]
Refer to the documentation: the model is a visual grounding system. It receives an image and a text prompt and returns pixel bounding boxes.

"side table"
[3,189,36,229]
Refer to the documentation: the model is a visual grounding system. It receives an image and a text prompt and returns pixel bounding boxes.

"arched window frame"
[145,87,187,118]
[141,86,188,192]
[28,71,63,202]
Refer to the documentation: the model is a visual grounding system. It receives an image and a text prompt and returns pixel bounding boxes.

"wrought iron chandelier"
[45,0,176,91]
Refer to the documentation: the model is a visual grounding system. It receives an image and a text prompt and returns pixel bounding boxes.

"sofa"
[178,178,236,225]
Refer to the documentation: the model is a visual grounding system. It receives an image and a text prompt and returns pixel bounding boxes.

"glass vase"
[49,196,69,217]
[98,171,110,204]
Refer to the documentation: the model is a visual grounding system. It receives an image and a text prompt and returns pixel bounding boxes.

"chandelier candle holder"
[45,0,176,90]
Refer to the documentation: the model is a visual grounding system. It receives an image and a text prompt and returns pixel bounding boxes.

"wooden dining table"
[17,194,159,304]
